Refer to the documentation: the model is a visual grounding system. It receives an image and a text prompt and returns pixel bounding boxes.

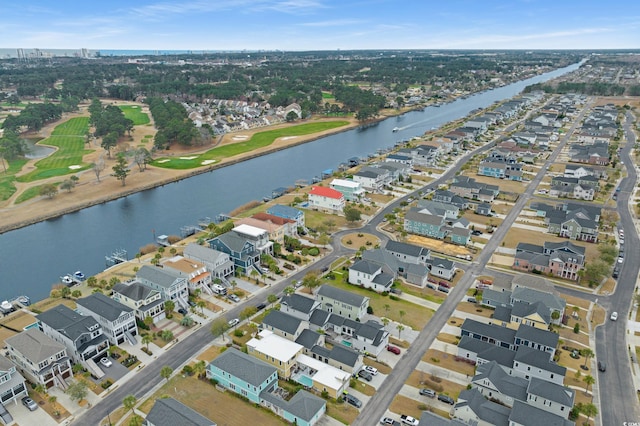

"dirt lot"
[340,232,380,248]
[406,235,472,258]
[421,349,476,377]
[455,302,494,319]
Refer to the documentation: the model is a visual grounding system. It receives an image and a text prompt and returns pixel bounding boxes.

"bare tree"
[93,156,106,182]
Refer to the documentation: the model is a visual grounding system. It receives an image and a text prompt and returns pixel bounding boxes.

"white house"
[308,186,345,213]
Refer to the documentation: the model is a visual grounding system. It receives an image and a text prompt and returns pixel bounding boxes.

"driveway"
[6,398,59,426]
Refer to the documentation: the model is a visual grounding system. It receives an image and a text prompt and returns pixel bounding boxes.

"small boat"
[1,301,13,313]
[392,127,399,132]
[61,275,74,285]
[74,271,85,281]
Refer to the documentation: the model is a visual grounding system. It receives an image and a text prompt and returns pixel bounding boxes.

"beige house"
[247,330,303,379]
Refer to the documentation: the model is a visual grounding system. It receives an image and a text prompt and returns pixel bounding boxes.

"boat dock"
[106,248,128,267]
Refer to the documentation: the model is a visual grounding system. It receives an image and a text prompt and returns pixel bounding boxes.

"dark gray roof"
[350,259,382,275]
[145,397,216,426]
[456,388,510,426]
[309,309,331,328]
[36,304,101,342]
[329,345,360,367]
[385,240,430,258]
[514,346,566,376]
[527,377,575,407]
[317,285,367,308]
[76,293,132,321]
[511,286,565,312]
[0,355,13,372]
[419,411,467,426]
[483,288,512,306]
[493,305,513,322]
[295,329,322,350]
[462,318,516,343]
[262,310,302,335]
[426,256,454,270]
[509,400,574,426]
[137,265,182,289]
[477,345,517,369]
[473,361,528,402]
[310,345,331,359]
[5,328,66,364]
[209,348,276,387]
[281,293,317,315]
[259,389,325,423]
[458,335,495,355]
[113,281,158,302]
[511,301,551,325]
[356,321,386,345]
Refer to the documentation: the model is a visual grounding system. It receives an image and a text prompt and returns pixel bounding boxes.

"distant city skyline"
[1,0,639,51]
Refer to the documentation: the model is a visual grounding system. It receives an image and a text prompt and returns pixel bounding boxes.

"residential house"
[376,161,411,182]
[513,241,585,281]
[568,142,610,165]
[348,259,395,292]
[162,256,213,296]
[5,329,72,390]
[404,209,447,239]
[234,216,288,245]
[308,186,345,213]
[385,240,431,265]
[209,224,273,274]
[432,189,469,210]
[267,204,305,228]
[280,294,320,321]
[316,285,369,320]
[136,265,190,310]
[247,330,303,379]
[36,305,110,376]
[471,360,529,408]
[207,348,325,426]
[478,158,523,181]
[144,397,216,426]
[329,179,364,201]
[526,377,575,419]
[292,354,350,399]
[533,202,600,242]
[260,310,306,341]
[509,400,574,426]
[353,167,389,191]
[564,164,607,179]
[453,388,510,426]
[449,177,499,202]
[475,203,492,216]
[512,346,565,385]
[183,243,235,282]
[76,293,138,346]
[251,212,298,238]
[416,200,460,219]
[0,355,27,415]
[112,281,166,324]
[385,153,412,165]
[426,256,456,280]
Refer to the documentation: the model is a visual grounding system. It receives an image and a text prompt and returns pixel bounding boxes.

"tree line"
[145,97,199,149]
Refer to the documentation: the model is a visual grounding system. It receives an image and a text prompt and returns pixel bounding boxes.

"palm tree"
[197,300,206,314]
[582,348,594,369]
[141,334,152,351]
[251,269,259,283]
[123,394,137,417]
[396,324,405,339]
[283,286,295,296]
[164,300,175,318]
[268,294,278,308]
[582,402,598,424]
[160,365,173,382]
[193,360,207,380]
[399,310,406,324]
[48,395,57,410]
[583,374,595,394]
[34,384,46,397]
[381,317,390,329]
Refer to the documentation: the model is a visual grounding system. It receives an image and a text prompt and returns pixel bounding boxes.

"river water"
[0,61,582,302]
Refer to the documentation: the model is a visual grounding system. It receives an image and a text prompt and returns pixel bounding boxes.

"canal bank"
[0,60,584,302]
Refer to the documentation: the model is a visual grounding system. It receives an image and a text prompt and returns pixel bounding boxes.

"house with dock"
[136,265,190,310]
[183,243,235,282]
[111,281,166,324]
[76,293,139,346]
[307,186,345,213]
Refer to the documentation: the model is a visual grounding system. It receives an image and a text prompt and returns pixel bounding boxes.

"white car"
[100,357,112,367]
[228,318,240,327]
[364,365,378,376]
[610,311,618,321]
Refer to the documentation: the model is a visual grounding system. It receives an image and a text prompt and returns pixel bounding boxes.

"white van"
[212,284,227,295]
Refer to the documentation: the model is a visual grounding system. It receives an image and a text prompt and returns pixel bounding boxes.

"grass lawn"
[326,398,359,424]
[304,208,349,230]
[138,375,285,425]
[455,302,494,319]
[118,105,150,125]
[350,379,376,396]
[398,283,445,305]
[363,358,392,374]
[406,370,467,400]
[323,277,435,330]
[436,333,460,345]
[14,181,62,204]
[422,349,476,377]
[196,345,226,362]
[152,121,349,169]
[17,117,93,182]
[0,158,27,201]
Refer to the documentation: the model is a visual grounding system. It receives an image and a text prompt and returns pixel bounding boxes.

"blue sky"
[1,0,639,51]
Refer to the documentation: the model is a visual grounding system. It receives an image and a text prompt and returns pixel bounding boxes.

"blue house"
[207,348,325,426]
[267,204,305,228]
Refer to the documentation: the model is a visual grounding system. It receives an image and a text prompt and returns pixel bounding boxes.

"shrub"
[182,365,194,376]
[389,295,399,301]
[101,379,113,389]
[308,247,320,256]
[367,306,374,314]
[573,323,580,334]
[234,329,244,337]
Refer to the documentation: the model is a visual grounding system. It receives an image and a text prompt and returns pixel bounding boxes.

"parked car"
[363,365,378,376]
[22,397,38,411]
[387,345,401,355]
[255,303,266,311]
[187,300,197,307]
[294,280,303,288]
[100,357,112,367]
[343,393,362,408]
[471,230,482,236]
[610,311,618,321]
[438,394,455,405]
[400,414,419,426]
[390,287,402,295]
[598,360,606,372]
[178,308,188,315]
[357,369,373,381]
[227,294,241,303]
[228,318,239,327]
[380,417,401,426]
[419,388,436,398]
[438,281,450,288]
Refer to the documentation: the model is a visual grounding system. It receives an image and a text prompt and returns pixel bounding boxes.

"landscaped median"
[151,120,349,170]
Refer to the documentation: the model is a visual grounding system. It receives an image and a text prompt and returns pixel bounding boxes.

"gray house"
[144,397,216,426]
[76,293,138,346]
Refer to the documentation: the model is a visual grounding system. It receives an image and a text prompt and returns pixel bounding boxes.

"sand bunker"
[68,165,82,170]
[179,156,197,160]
[232,135,249,141]
[201,160,216,165]
[156,159,171,163]
[281,136,298,140]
